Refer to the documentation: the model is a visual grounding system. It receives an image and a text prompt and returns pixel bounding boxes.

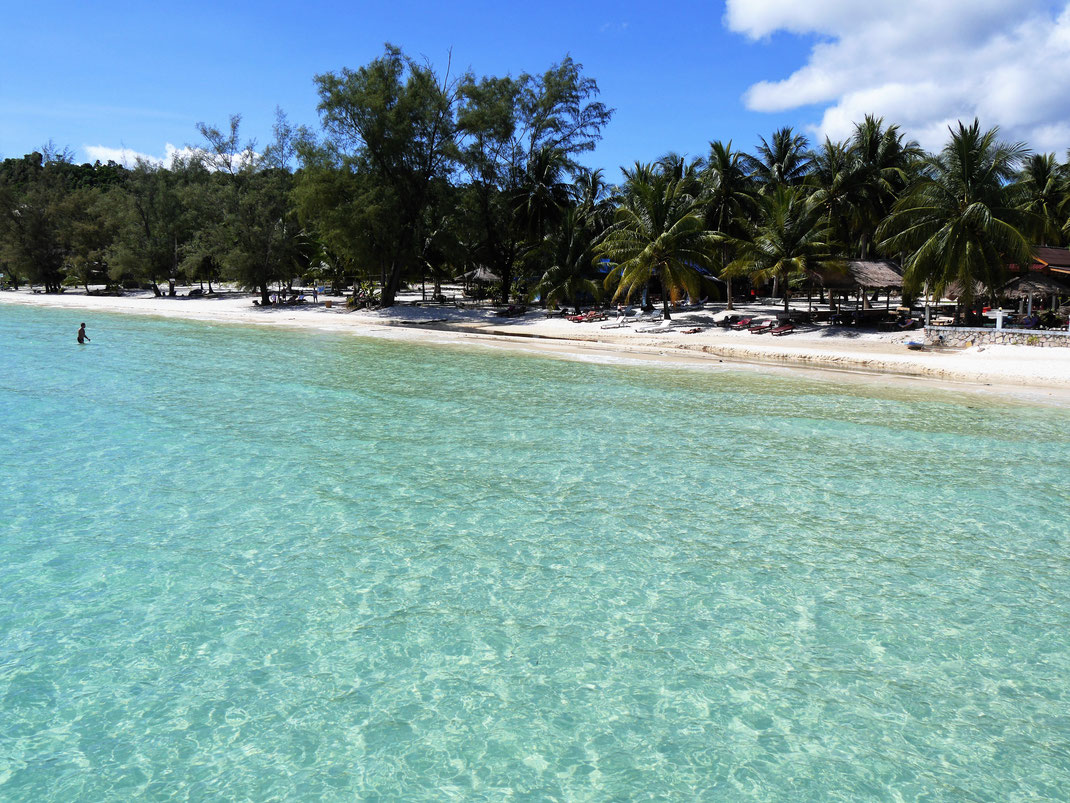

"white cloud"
[81,143,256,170]
[724,0,1070,153]
[83,144,161,167]
[82,143,203,168]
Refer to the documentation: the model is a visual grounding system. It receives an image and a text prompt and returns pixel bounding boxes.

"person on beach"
[77,323,90,344]
[312,287,318,303]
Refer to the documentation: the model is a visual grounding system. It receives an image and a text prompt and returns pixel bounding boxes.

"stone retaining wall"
[924,326,1070,347]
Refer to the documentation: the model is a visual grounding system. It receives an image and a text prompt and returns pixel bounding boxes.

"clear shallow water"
[2,304,1069,801]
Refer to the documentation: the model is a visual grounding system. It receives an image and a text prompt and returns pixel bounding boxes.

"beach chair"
[729,317,754,330]
[748,319,775,334]
[770,323,795,336]
[636,322,668,333]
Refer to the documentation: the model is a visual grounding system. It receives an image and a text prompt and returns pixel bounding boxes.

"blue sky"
[4,0,1069,176]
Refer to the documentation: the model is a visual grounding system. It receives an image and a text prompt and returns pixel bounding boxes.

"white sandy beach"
[5,288,1070,401]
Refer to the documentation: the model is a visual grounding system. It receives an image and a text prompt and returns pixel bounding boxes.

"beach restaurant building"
[1013,245,1070,278]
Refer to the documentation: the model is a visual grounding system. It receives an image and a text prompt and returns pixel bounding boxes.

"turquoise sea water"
[2,304,1069,801]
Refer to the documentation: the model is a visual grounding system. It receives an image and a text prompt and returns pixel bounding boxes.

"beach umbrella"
[454,266,501,284]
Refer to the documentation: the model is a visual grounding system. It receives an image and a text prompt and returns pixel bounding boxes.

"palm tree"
[701,140,756,310]
[532,207,602,311]
[848,115,922,258]
[722,186,842,312]
[512,145,572,242]
[1015,152,1068,246]
[878,120,1037,307]
[571,166,615,233]
[807,137,867,256]
[743,127,813,191]
[598,161,716,320]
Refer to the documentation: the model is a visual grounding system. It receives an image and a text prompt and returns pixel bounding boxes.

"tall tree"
[313,45,459,306]
[195,115,309,304]
[701,140,756,309]
[743,127,813,191]
[0,152,73,292]
[1015,152,1068,247]
[722,186,842,312]
[532,207,602,312]
[804,137,864,254]
[109,158,192,295]
[457,56,612,302]
[878,120,1037,307]
[64,187,119,291]
[847,115,922,258]
[598,161,715,320]
[571,166,614,231]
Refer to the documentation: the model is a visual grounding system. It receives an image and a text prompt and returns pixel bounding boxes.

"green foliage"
[311,44,458,306]
[4,48,1067,320]
[108,158,197,293]
[195,115,310,302]
[456,56,612,302]
[878,120,1037,305]
[743,127,813,190]
[532,207,602,309]
[1015,152,1068,246]
[701,141,757,308]
[723,186,843,310]
[598,161,715,318]
[0,152,126,292]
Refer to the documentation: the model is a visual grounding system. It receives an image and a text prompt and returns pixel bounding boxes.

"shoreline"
[4,288,1070,404]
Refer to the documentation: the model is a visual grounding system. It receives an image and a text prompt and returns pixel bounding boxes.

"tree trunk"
[381,259,402,307]
[259,283,270,305]
[499,264,512,305]
[725,276,734,310]
[662,295,671,321]
[168,277,176,297]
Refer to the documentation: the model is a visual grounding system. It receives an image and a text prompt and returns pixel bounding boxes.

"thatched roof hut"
[848,260,904,289]
[1002,274,1070,299]
[809,260,903,290]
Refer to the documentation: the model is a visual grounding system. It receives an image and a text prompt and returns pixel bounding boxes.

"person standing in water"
[77,323,90,344]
